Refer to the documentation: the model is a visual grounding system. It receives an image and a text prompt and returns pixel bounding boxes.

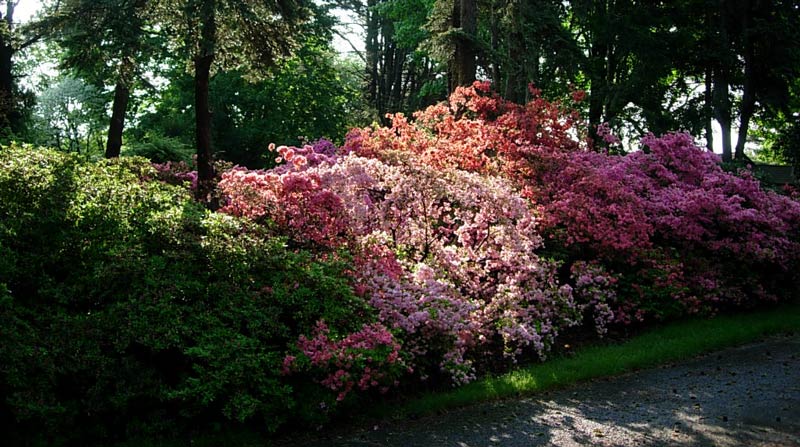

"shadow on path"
[289,335,800,447]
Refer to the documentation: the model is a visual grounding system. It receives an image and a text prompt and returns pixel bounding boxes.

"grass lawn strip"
[387,303,800,420]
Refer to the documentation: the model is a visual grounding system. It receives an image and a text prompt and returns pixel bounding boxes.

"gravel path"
[287,335,800,446]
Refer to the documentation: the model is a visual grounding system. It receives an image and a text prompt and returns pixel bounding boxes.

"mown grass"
[379,302,800,420]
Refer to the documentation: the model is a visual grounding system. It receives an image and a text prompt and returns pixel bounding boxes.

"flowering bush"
[349,163,580,379]
[348,82,800,321]
[343,81,583,186]
[570,261,619,335]
[284,321,407,403]
[219,141,581,384]
[542,133,800,315]
[152,160,198,189]
[219,167,350,247]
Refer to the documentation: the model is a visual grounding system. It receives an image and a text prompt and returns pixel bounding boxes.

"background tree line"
[0,0,798,189]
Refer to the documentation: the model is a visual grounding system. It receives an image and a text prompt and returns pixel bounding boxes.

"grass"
[377,302,800,420]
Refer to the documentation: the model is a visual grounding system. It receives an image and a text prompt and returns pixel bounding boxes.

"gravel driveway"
[287,335,800,446]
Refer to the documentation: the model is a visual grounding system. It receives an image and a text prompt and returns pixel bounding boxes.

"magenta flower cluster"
[540,132,800,314]
[284,321,405,402]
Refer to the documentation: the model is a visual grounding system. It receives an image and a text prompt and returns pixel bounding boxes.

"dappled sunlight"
[309,337,800,446]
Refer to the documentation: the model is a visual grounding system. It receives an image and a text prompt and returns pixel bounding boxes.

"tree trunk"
[391,48,405,112]
[490,0,501,90]
[105,81,130,158]
[504,3,526,103]
[713,0,733,162]
[0,2,19,137]
[585,0,608,147]
[195,0,216,205]
[704,66,714,152]
[587,40,605,144]
[451,0,477,90]
[734,5,754,161]
[365,0,379,113]
[713,72,733,162]
[734,83,755,161]
[703,5,715,152]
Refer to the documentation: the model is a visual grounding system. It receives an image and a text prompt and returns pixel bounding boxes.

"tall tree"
[335,0,444,122]
[49,0,159,158]
[0,0,49,139]
[483,0,579,104]
[151,0,311,204]
[679,0,800,161]
[568,0,681,145]
[732,0,800,160]
[32,75,107,153]
[135,35,362,168]
[451,0,477,88]
[426,0,478,92]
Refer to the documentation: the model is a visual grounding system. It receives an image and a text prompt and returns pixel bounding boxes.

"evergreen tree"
[150,0,312,204]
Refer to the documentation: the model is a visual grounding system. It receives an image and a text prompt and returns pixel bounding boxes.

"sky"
[13,0,40,22]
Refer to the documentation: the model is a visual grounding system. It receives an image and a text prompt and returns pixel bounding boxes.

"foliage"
[49,0,161,85]
[30,76,108,154]
[0,144,373,443]
[134,38,361,168]
[124,134,194,163]
[3,80,800,444]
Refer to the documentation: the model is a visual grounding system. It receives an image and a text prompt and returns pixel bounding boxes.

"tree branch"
[332,28,365,62]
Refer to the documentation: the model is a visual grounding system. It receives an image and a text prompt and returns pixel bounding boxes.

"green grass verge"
[381,302,800,420]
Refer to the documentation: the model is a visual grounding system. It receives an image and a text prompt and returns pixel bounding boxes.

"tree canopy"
[1,0,797,172]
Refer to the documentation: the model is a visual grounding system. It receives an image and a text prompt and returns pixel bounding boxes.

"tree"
[333,0,445,122]
[482,0,580,104]
[150,0,311,204]
[0,0,50,139]
[48,0,162,158]
[567,0,681,145]
[426,0,478,92]
[676,0,800,162]
[32,75,107,153]
[451,0,477,88]
[731,0,800,160]
[135,36,363,168]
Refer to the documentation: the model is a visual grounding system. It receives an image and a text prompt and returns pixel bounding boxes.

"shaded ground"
[284,335,800,446]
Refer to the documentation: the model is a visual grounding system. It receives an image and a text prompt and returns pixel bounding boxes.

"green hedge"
[0,145,371,445]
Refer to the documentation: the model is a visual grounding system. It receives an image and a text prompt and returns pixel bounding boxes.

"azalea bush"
[347,82,800,321]
[219,144,580,385]
[541,132,800,316]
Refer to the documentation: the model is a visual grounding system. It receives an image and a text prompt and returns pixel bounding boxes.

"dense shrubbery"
[0,145,373,443]
[2,83,799,443]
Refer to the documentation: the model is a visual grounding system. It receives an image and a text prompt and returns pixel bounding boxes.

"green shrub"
[0,145,371,444]
[124,134,194,163]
